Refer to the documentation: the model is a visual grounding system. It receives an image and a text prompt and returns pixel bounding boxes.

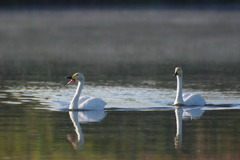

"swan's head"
[66,73,85,84]
[173,67,183,77]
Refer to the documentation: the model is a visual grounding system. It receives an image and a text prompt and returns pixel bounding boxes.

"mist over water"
[0,9,240,81]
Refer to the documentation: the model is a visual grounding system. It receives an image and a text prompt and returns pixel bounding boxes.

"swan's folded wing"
[79,97,106,110]
[183,94,191,99]
[79,96,91,104]
[184,94,206,106]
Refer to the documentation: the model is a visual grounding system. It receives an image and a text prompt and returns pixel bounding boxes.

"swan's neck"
[174,75,184,105]
[69,80,84,110]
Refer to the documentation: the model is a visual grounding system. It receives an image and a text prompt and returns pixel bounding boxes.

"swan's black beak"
[173,72,178,77]
[65,75,75,84]
[65,76,72,79]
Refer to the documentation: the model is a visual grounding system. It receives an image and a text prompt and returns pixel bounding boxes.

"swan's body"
[66,73,106,110]
[173,67,206,106]
[182,93,205,106]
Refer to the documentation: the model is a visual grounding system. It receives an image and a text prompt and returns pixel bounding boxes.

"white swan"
[66,73,107,110]
[173,67,206,106]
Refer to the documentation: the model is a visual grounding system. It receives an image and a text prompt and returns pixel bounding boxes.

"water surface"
[0,8,240,160]
[0,78,239,160]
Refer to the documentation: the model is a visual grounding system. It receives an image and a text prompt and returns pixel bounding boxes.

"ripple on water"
[0,82,240,111]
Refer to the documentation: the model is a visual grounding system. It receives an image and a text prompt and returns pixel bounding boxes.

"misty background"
[0,1,240,82]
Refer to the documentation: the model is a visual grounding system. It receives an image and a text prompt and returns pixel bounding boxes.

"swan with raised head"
[173,67,206,106]
[66,73,107,110]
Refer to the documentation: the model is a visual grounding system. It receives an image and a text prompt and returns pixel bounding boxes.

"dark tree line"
[0,0,239,6]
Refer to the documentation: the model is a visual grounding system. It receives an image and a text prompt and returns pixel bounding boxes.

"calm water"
[0,77,240,160]
[0,8,240,160]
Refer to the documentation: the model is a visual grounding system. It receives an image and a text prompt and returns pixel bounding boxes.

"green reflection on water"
[0,99,240,160]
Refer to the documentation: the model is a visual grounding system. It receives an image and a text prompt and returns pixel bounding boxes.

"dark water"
[0,101,240,160]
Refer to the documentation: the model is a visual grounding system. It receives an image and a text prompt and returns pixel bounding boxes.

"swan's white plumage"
[183,94,206,106]
[173,67,206,106]
[67,73,107,110]
[78,96,106,110]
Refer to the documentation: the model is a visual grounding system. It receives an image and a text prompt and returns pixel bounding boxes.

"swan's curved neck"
[174,75,184,105]
[69,80,84,110]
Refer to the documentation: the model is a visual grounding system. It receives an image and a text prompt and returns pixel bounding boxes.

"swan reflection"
[68,110,106,150]
[174,106,205,149]
[175,107,183,149]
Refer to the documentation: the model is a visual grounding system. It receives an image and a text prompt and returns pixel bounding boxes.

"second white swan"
[66,73,107,110]
[173,67,206,106]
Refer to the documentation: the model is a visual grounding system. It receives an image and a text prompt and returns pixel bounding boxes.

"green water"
[0,101,239,160]
[0,78,240,160]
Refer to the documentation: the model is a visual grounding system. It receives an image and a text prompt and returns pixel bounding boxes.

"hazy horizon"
[0,9,239,81]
